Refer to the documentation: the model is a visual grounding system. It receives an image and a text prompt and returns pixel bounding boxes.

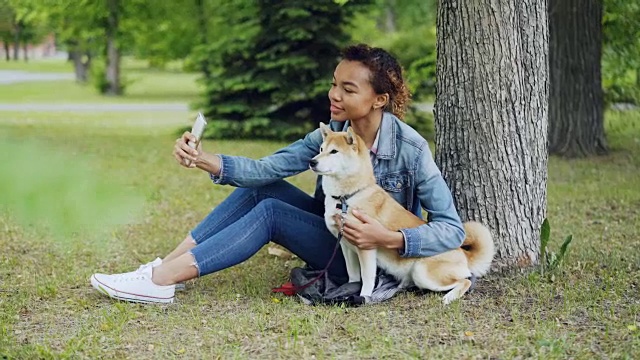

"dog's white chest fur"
[323,196,343,239]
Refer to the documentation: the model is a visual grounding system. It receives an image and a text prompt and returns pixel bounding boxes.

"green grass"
[0,57,201,104]
[0,74,200,104]
[0,57,76,73]
[1,109,639,358]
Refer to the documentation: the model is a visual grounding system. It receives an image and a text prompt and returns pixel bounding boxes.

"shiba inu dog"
[309,123,494,304]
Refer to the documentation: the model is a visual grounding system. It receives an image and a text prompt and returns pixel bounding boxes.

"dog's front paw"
[442,292,458,305]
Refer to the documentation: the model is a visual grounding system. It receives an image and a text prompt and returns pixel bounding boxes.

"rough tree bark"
[548,0,607,157]
[104,0,121,95]
[435,0,549,270]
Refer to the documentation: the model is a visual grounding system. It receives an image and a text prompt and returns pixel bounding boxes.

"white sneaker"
[144,257,163,268]
[140,257,186,291]
[90,261,175,304]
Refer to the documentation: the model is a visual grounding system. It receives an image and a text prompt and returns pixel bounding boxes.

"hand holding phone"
[184,112,207,167]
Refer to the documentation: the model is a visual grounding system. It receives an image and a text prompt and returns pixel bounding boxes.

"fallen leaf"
[268,245,297,259]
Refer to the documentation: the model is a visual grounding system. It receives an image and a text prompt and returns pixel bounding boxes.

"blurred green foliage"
[603,0,640,104]
[348,0,438,102]
[0,138,145,245]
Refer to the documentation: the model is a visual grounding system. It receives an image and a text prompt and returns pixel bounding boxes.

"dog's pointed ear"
[319,122,332,140]
[346,127,355,145]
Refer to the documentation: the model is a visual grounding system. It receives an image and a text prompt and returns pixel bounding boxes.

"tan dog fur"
[310,124,494,304]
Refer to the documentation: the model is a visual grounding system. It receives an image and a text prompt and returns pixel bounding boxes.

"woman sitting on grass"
[90,44,465,304]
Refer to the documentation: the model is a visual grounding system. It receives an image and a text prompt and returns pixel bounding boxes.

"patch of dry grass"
[1,110,639,359]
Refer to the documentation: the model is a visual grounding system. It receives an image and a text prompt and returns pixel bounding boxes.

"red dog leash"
[272,195,352,296]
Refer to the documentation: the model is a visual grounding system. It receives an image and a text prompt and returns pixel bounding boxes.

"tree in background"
[8,0,163,93]
[199,0,370,141]
[435,0,548,270]
[603,0,640,104]
[127,1,203,69]
[349,0,437,101]
[0,0,14,61]
[345,0,437,139]
[548,0,607,157]
[103,0,121,95]
[8,0,111,88]
[31,0,101,83]
[0,0,47,61]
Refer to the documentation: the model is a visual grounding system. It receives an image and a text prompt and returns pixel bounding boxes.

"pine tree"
[200,0,370,140]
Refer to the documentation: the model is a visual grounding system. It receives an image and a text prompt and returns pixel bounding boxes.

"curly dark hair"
[341,44,411,120]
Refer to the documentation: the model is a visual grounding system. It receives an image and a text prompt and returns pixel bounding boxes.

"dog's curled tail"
[461,221,495,277]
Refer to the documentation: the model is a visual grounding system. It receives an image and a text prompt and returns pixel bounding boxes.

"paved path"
[0,70,74,84]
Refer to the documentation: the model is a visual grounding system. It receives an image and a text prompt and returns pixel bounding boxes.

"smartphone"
[184,112,207,166]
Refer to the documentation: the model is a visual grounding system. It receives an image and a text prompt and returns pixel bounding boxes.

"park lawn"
[0,109,639,358]
[0,58,74,73]
[0,58,201,104]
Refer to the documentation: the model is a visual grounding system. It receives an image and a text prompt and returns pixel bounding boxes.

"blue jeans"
[189,180,348,283]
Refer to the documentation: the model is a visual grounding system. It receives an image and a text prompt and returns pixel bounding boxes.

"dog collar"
[331,188,365,213]
[334,196,349,214]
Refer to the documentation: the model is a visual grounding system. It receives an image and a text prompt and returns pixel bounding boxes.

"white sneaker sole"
[91,274,174,304]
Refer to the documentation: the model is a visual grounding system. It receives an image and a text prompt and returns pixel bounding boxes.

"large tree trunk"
[104,0,121,95]
[435,0,549,270]
[548,0,606,157]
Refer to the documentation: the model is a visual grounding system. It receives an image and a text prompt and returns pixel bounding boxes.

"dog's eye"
[330,149,338,154]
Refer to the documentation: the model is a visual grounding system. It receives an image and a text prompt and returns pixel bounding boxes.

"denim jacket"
[211,112,465,258]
